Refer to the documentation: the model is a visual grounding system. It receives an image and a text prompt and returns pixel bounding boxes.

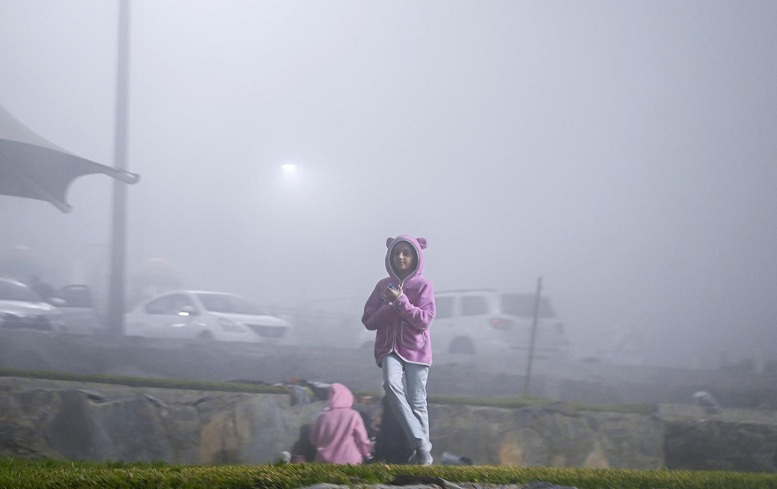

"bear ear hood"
[385,234,427,281]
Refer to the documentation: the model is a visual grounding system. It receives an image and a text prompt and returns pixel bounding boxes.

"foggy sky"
[1,1,776,368]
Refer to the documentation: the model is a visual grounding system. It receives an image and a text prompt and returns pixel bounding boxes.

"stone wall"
[659,404,777,472]
[0,377,322,464]
[2,376,776,471]
[0,376,660,467]
[429,403,662,468]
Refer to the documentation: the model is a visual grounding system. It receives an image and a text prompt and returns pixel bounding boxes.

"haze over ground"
[1,1,776,369]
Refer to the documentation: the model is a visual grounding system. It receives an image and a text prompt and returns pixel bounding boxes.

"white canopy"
[0,104,139,212]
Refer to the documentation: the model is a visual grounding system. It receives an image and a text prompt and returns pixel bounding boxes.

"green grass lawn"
[3,458,777,489]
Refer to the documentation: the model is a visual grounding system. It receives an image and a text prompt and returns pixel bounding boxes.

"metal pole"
[107,0,131,336]
[522,276,543,397]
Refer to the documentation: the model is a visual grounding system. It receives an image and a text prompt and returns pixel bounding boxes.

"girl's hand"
[381,284,401,302]
[385,285,401,302]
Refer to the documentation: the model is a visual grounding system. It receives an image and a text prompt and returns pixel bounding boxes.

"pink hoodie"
[362,235,436,367]
[309,383,372,464]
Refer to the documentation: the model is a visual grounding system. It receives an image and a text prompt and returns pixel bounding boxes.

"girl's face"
[391,242,417,279]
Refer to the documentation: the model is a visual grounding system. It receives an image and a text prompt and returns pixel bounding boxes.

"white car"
[359,288,570,358]
[125,290,295,344]
[432,289,570,357]
[0,278,63,331]
[50,284,105,335]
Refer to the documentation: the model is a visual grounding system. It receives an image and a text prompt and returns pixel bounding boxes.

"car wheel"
[449,337,476,355]
[198,331,214,340]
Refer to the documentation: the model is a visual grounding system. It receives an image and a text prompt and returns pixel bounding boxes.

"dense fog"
[1,1,776,369]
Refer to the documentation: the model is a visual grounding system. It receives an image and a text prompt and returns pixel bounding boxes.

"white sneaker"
[411,448,433,466]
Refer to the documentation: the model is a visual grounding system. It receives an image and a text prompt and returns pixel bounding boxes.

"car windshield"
[196,293,265,315]
[501,293,556,318]
[0,280,41,302]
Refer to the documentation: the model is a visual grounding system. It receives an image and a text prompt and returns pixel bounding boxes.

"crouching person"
[310,383,373,464]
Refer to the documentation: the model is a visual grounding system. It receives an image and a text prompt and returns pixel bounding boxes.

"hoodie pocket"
[399,321,427,350]
[374,328,391,350]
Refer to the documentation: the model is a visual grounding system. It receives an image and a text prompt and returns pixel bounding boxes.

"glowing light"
[281,164,297,174]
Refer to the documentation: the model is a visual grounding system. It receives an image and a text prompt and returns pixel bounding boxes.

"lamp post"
[107,0,131,336]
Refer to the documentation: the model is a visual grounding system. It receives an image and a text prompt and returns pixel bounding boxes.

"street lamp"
[107,0,131,336]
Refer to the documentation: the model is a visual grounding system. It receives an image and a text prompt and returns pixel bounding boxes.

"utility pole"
[522,276,543,397]
[107,0,131,336]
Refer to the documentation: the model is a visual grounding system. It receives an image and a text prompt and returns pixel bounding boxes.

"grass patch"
[2,458,777,489]
[0,368,286,395]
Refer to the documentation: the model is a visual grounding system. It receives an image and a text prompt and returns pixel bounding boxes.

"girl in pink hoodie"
[309,383,372,464]
[362,235,436,465]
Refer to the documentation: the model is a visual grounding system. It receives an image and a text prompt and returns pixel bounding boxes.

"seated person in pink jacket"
[309,383,373,464]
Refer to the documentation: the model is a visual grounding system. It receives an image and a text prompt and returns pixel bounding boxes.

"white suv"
[359,288,570,358]
[432,289,569,357]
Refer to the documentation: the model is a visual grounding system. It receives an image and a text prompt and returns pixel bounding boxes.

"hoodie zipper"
[390,278,405,352]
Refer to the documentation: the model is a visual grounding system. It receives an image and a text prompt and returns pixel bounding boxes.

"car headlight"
[217,317,247,333]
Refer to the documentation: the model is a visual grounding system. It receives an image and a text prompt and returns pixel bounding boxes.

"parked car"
[49,284,105,335]
[125,290,295,344]
[359,288,570,358]
[0,277,63,331]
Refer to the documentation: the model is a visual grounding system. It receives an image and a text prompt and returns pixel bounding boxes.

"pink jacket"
[309,383,372,464]
[363,235,436,367]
